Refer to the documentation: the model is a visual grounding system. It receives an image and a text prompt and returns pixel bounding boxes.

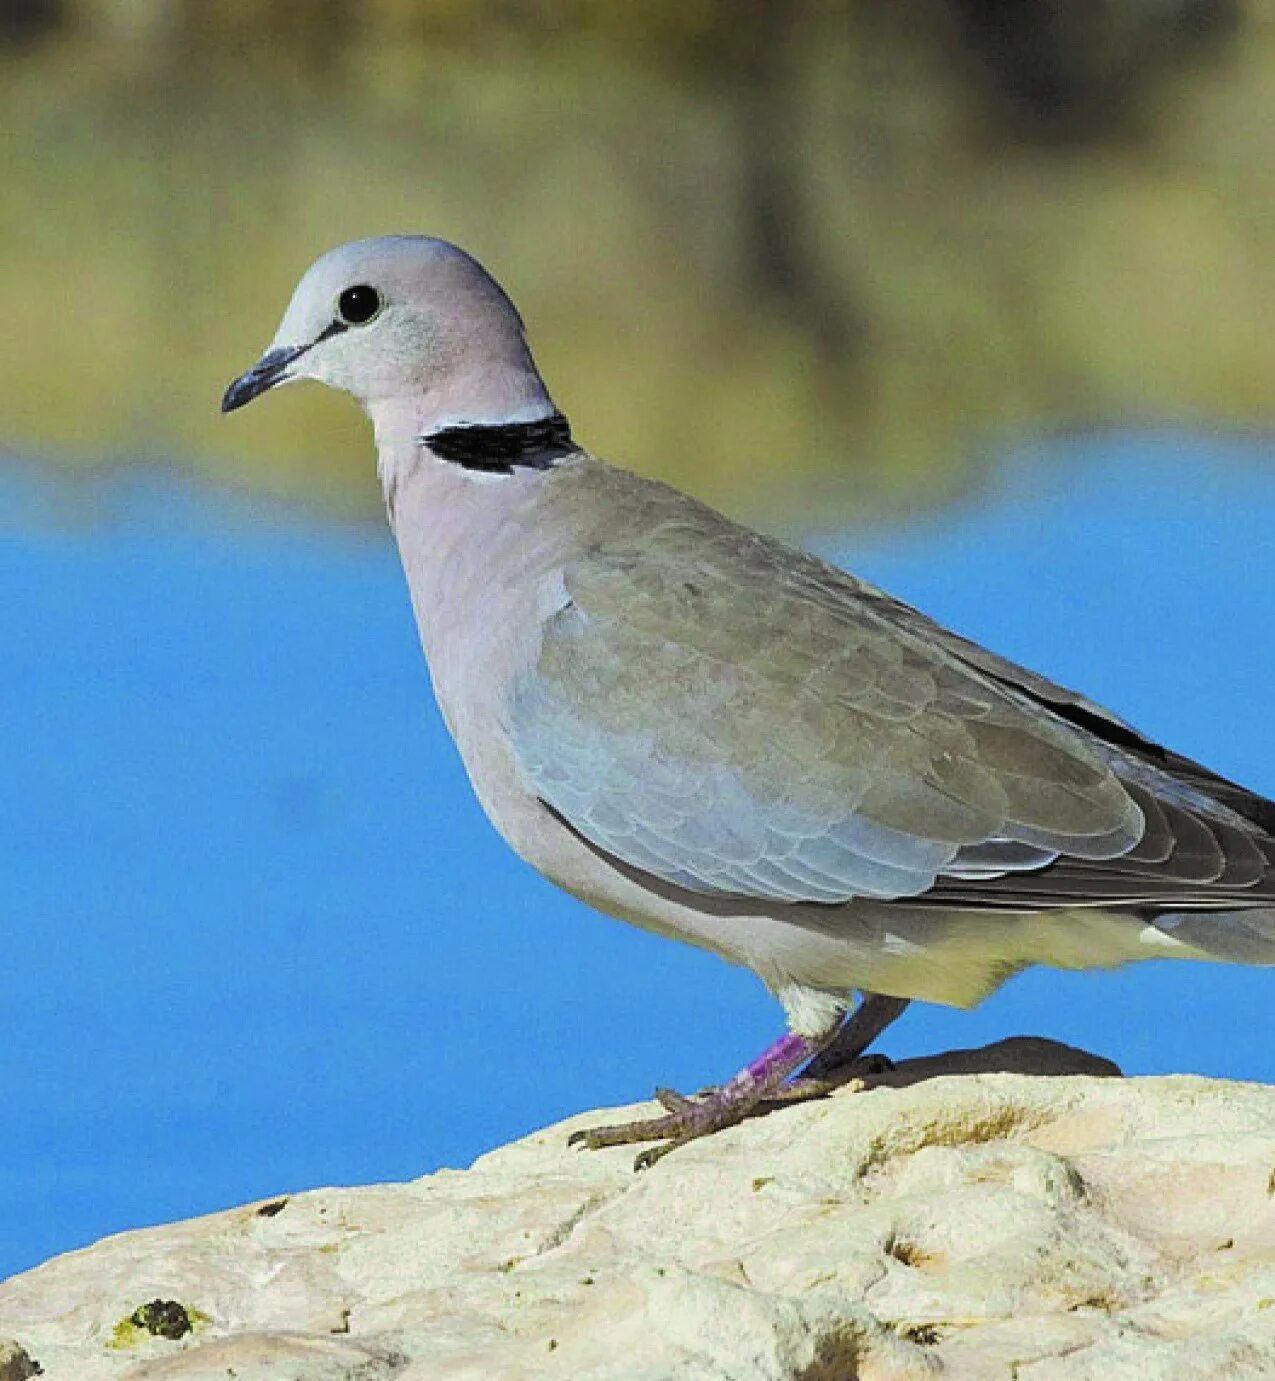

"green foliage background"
[2,0,1272,521]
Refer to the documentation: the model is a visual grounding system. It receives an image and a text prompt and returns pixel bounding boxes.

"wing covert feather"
[509,497,1143,905]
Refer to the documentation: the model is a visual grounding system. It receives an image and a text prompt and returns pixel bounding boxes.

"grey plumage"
[223,235,1274,1163]
[509,462,1275,967]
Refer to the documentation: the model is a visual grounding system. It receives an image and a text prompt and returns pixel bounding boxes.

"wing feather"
[511,515,1144,905]
[510,467,1273,914]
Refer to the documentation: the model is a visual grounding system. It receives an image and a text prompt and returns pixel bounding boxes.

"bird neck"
[370,364,576,500]
[423,411,577,474]
[374,356,556,436]
[369,366,558,478]
[369,400,580,733]
[368,390,566,611]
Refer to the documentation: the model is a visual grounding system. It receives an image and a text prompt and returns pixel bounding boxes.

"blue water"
[1,434,1272,1281]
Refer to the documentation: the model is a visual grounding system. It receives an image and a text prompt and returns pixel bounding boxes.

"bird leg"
[568,1023,842,1171]
[801,992,910,1079]
[759,992,910,1105]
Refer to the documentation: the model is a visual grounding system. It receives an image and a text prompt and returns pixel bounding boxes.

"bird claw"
[801,1048,896,1084]
[654,1086,701,1115]
[633,1138,689,1172]
[567,1111,683,1153]
[567,1086,751,1169]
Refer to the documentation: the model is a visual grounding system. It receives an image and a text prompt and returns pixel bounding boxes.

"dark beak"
[220,343,309,414]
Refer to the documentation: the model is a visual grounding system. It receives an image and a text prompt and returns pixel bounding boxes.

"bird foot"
[568,1085,752,1170]
[806,1050,895,1081]
[759,1074,866,1106]
[759,1050,892,1106]
[567,1027,855,1169]
[799,994,909,1080]
[567,1065,875,1168]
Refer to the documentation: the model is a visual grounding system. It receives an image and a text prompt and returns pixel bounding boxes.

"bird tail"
[1149,908,1275,965]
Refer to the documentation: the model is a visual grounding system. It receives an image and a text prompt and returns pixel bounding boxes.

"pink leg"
[803,993,909,1078]
[761,992,910,1105]
[569,1023,842,1171]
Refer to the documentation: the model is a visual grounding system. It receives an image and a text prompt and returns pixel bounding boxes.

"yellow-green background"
[4,0,1274,521]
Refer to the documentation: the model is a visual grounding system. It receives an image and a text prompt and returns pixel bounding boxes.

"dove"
[223,236,1275,1167]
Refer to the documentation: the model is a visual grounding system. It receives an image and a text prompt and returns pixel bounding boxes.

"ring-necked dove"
[224,236,1275,1168]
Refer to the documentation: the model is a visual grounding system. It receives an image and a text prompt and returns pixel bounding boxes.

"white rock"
[2,1040,1274,1379]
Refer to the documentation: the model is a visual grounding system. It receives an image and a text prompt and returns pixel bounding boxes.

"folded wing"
[509,506,1264,908]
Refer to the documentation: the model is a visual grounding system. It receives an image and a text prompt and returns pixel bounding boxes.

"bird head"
[221,236,553,427]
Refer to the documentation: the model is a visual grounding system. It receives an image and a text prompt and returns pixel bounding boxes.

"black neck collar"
[422,411,578,474]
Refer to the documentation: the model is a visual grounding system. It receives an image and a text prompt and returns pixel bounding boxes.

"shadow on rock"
[867,1035,1122,1086]
[756,1036,1122,1117]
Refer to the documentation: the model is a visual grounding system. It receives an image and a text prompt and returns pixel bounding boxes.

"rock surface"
[2,1039,1274,1380]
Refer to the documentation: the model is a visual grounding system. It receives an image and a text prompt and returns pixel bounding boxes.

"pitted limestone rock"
[2,1049,1274,1379]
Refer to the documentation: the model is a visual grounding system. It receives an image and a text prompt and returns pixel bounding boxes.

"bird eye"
[337,285,382,326]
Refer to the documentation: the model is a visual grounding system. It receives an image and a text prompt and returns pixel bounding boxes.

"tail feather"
[1152,908,1275,965]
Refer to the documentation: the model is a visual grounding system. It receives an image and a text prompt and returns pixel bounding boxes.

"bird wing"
[507,500,1186,907]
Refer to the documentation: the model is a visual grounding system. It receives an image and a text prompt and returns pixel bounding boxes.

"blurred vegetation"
[1,0,1272,523]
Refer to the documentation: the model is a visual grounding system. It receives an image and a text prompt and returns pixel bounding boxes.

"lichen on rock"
[108,1300,206,1349]
[0,1339,42,1381]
